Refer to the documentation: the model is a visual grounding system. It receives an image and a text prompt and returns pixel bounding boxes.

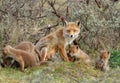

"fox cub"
[67,45,91,64]
[35,20,80,61]
[14,41,40,62]
[3,45,39,72]
[95,50,110,71]
[2,41,40,67]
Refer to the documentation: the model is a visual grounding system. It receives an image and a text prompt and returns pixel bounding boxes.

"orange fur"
[15,41,40,62]
[35,21,80,61]
[67,45,91,64]
[2,41,40,67]
[95,50,110,71]
[3,45,39,72]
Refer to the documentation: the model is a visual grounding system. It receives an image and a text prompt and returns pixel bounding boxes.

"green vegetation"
[110,50,120,68]
[0,58,120,83]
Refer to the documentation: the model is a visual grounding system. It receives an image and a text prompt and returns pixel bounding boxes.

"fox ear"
[107,51,111,58]
[107,51,109,54]
[76,20,80,26]
[64,20,68,26]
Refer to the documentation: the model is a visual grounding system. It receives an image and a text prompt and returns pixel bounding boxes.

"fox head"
[100,50,110,63]
[67,45,79,62]
[3,45,11,55]
[3,56,14,67]
[68,45,79,57]
[63,20,80,43]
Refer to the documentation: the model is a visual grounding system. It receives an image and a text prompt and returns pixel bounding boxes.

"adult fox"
[35,20,80,61]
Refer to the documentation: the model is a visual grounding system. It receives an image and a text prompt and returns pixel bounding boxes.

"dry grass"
[0,60,120,83]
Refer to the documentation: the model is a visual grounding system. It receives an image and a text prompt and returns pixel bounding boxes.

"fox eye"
[67,30,70,33]
[74,30,77,32]
[104,56,107,58]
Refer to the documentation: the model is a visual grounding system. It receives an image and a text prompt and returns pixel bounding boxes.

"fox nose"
[71,35,74,38]
[101,59,104,63]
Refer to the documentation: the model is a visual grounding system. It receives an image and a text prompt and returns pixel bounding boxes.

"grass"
[0,60,119,83]
[0,68,23,83]
[109,50,120,68]
[0,50,120,83]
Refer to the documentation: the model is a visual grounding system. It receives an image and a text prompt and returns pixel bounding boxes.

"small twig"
[48,0,65,23]
[86,0,89,5]
[98,37,106,50]
[66,5,69,20]
[0,9,8,14]
[95,0,101,8]
[29,15,47,20]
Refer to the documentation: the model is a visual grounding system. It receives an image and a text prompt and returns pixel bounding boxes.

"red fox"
[35,21,80,61]
[14,41,40,62]
[3,45,39,72]
[95,50,110,71]
[2,41,40,67]
[67,45,91,64]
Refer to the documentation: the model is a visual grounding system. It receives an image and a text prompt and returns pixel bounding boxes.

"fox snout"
[65,29,80,38]
[68,34,78,38]
[70,35,74,38]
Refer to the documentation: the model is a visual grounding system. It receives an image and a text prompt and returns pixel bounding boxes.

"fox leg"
[16,56,24,72]
[40,47,48,61]
[58,45,69,62]
[35,47,41,62]
[33,51,40,63]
